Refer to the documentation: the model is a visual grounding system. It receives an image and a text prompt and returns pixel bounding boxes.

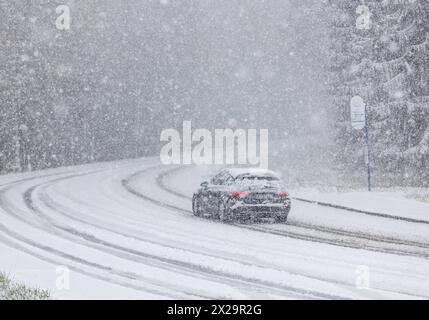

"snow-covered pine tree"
[0,2,45,173]
[328,0,429,186]
[0,8,18,173]
[369,0,429,185]
[391,0,429,184]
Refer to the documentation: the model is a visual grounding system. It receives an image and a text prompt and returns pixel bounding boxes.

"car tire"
[192,194,202,217]
[219,200,233,223]
[211,197,221,220]
[275,215,288,224]
[275,207,290,224]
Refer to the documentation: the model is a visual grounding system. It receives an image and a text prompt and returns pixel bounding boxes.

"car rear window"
[235,175,279,182]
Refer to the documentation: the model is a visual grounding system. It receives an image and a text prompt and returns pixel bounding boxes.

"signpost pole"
[351,96,372,192]
[364,105,371,192]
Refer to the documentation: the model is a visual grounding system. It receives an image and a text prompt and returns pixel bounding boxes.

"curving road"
[1,158,429,299]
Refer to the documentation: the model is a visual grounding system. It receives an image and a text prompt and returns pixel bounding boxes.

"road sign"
[350,96,366,130]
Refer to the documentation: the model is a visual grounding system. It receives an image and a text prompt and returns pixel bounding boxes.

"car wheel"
[275,215,288,224]
[219,200,234,223]
[275,208,290,224]
[212,198,222,220]
[192,194,202,217]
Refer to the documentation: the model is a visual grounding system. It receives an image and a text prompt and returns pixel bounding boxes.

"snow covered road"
[1,158,429,299]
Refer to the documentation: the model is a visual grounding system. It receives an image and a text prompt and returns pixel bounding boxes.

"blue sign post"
[351,96,372,192]
[364,105,372,192]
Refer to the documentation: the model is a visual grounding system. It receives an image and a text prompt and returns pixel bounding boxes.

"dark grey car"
[192,168,291,223]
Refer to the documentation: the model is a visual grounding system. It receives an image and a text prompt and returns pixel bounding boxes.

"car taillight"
[278,192,289,197]
[231,191,250,198]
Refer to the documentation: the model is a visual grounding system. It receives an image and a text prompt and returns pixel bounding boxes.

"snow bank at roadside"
[293,188,429,223]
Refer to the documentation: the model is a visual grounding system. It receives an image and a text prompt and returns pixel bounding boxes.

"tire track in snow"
[0,165,339,299]
[25,170,347,299]
[0,169,208,299]
[1,162,427,299]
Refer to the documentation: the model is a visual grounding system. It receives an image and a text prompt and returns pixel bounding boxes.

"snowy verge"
[0,272,50,300]
[293,188,429,223]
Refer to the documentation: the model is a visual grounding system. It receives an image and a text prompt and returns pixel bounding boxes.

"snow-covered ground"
[294,188,429,222]
[1,158,429,299]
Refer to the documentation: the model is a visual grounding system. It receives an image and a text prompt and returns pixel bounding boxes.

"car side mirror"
[200,181,209,188]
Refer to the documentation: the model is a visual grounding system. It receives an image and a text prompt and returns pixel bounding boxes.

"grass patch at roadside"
[0,272,50,300]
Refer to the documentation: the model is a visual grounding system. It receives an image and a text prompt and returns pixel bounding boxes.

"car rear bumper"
[231,203,290,221]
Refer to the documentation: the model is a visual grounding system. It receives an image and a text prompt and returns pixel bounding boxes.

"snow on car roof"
[223,168,281,179]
